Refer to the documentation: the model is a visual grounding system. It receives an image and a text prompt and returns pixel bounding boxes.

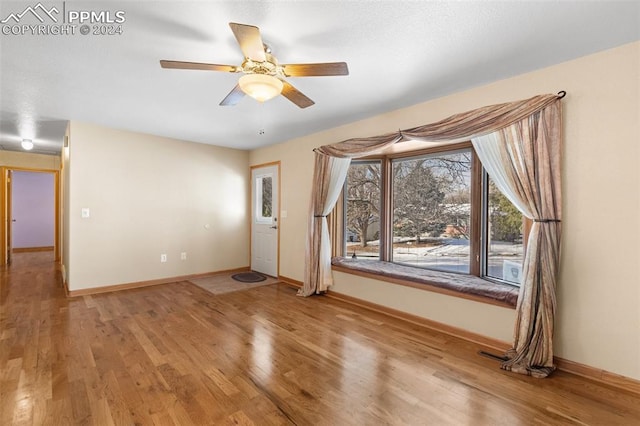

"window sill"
[331,257,518,309]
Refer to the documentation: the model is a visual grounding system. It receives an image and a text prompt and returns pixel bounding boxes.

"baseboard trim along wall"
[13,246,54,253]
[553,357,640,396]
[325,289,512,353]
[66,266,250,297]
[278,275,302,288]
[298,285,640,397]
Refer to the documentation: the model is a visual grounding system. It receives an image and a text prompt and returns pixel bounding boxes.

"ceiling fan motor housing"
[242,53,281,77]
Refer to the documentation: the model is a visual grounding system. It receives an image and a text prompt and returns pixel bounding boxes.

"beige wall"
[66,121,250,291]
[0,150,60,170]
[250,41,640,380]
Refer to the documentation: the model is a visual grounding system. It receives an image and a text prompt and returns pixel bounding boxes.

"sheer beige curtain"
[472,103,562,378]
[302,92,564,377]
[299,153,351,296]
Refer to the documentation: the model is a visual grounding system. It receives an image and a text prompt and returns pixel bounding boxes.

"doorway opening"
[1,167,60,266]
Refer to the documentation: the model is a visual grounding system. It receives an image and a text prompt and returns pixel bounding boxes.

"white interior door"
[251,164,279,277]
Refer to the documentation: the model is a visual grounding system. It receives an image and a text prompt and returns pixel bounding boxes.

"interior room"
[1,1,639,424]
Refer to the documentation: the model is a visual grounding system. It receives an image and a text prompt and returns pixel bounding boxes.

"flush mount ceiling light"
[238,73,283,102]
[21,139,34,150]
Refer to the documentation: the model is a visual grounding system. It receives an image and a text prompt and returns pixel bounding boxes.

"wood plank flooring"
[1,252,639,425]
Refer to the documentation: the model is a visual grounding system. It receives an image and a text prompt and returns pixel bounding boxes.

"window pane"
[486,177,524,285]
[345,162,381,259]
[392,151,471,273]
[255,175,273,224]
[261,176,272,218]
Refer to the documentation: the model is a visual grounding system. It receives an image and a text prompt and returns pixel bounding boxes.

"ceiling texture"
[1,1,639,155]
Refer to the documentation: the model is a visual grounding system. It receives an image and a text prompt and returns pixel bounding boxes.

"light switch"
[81,208,90,218]
[281,210,287,218]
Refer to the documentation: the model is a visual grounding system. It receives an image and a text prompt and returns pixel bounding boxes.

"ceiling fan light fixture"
[21,139,34,150]
[238,73,283,102]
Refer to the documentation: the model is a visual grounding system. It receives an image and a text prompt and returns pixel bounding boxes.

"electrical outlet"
[180,252,187,260]
[160,254,167,263]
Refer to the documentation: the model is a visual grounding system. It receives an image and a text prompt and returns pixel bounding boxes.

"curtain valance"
[315,92,564,158]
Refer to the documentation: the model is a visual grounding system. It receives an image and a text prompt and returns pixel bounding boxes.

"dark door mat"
[231,272,267,283]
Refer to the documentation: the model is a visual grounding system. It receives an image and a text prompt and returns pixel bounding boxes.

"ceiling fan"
[160,22,349,108]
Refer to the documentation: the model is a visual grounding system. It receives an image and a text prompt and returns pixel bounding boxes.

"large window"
[342,142,525,286]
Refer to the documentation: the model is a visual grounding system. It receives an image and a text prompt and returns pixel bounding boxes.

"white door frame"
[250,162,280,277]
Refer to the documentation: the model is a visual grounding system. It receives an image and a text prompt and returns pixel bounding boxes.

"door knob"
[270,225,278,229]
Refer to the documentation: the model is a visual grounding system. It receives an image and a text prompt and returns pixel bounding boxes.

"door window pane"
[261,176,272,218]
[345,162,381,259]
[486,177,524,285]
[255,175,273,223]
[392,151,471,273]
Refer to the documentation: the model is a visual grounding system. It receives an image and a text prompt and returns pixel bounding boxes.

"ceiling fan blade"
[229,22,266,62]
[160,60,237,72]
[281,81,315,109]
[220,84,246,106]
[281,62,349,77]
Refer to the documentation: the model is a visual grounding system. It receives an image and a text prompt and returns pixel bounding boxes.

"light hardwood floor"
[1,252,639,425]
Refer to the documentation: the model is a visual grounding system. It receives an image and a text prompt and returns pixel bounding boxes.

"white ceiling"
[1,1,639,155]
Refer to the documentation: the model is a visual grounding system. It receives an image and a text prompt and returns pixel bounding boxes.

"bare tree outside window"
[345,162,381,258]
